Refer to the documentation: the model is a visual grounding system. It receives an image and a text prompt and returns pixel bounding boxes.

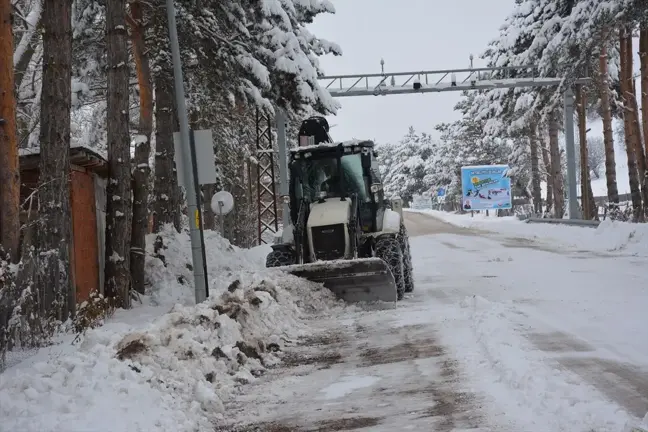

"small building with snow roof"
[19,145,108,307]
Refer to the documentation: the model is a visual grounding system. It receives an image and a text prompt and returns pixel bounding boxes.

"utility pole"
[564,87,581,219]
[165,0,208,303]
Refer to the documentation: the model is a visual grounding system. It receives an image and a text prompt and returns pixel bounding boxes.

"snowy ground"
[2,215,648,431]
[218,211,648,431]
[416,209,648,257]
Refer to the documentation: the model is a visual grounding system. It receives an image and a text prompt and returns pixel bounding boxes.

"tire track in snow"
[216,304,487,431]
[528,329,648,418]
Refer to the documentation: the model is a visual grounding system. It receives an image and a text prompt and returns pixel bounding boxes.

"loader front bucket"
[280,257,398,303]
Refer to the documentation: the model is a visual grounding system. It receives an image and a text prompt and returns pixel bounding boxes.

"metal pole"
[165,0,208,303]
[563,87,581,220]
[276,109,290,229]
[218,202,225,237]
[188,130,209,299]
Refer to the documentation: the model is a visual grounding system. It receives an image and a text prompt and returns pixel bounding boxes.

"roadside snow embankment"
[410,209,648,256]
[455,295,632,432]
[0,226,338,432]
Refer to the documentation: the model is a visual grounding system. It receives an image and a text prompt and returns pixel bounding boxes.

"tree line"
[0,0,340,362]
[379,0,648,222]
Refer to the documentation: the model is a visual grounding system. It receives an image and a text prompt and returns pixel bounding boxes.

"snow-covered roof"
[19,144,108,173]
[19,143,107,160]
[290,139,373,153]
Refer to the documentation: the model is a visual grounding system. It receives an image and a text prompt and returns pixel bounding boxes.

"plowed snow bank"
[0,226,338,432]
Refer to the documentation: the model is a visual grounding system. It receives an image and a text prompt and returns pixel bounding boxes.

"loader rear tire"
[399,222,415,293]
[265,249,296,268]
[375,236,405,300]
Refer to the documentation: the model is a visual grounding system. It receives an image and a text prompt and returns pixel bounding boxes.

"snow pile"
[412,209,648,256]
[459,295,631,432]
[144,225,275,307]
[0,227,338,432]
[593,218,648,254]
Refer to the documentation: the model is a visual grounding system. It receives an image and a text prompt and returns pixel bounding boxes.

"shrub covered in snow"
[72,292,116,341]
[0,248,56,371]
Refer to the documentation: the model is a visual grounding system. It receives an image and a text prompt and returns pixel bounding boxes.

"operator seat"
[298,116,333,144]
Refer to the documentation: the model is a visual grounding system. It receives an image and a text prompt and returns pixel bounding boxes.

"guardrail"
[523,217,600,228]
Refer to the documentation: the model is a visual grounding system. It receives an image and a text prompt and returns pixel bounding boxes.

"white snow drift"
[412,209,648,256]
[0,226,339,432]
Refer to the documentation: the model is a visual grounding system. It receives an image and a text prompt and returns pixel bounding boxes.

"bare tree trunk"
[598,41,620,209]
[35,0,73,319]
[628,65,648,221]
[153,72,180,233]
[540,137,553,215]
[128,0,153,294]
[638,23,648,218]
[575,85,596,219]
[104,0,132,308]
[548,115,564,218]
[0,0,20,261]
[619,27,643,221]
[641,24,648,162]
[630,79,648,220]
[528,126,542,214]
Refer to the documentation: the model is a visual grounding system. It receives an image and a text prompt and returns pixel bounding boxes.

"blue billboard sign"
[437,187,446,197]
[460,165,512,211]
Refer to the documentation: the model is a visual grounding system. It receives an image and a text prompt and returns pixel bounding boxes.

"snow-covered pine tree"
[148,5,180,234]
[619,25,645,220]
[431,91,511,208]
[471,0,549,213]
[641,22,648,172]
[0,0,20,261]
[34,0,74,320]
[128,0,154,294]
[540,0,648,212]
[104,0,132,308]
[574,85,597,220]
[378,127,433,204]
[146,0,341,241]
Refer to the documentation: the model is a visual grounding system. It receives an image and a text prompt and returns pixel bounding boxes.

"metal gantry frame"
[255,109,279,244]
[321,65,591,97]
[255,63,592,243]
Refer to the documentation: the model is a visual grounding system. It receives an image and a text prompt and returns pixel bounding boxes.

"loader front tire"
[375,236,405,300]
[399,222,415,293]
[265,248,296,268]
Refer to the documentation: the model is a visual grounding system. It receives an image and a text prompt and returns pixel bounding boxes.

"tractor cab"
[290,116,386,234]
[290,140,383,234]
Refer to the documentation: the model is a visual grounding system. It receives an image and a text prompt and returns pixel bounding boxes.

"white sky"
[309,0,515,144]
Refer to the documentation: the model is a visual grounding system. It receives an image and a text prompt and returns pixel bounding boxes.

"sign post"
[172,128,218,301]
[460,165,512,212]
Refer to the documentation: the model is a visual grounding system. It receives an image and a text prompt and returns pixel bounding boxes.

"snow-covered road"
[219,212,648,431]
